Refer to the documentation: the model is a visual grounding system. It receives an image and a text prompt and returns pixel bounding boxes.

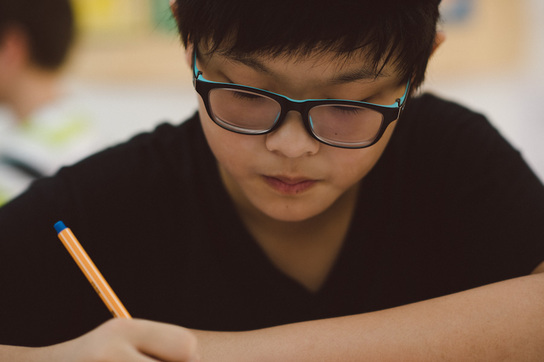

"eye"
[331,106,364,114]
[232,91,261,99]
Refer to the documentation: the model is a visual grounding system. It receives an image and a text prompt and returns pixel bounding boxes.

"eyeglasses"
[192,51,410,149]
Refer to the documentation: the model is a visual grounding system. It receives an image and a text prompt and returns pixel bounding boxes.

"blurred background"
[426,0,544,182]
[0,0,543,204]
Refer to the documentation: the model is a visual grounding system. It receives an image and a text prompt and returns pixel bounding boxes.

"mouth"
[263,175,317,195]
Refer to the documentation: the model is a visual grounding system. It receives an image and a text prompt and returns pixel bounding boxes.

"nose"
[265,111,320,158]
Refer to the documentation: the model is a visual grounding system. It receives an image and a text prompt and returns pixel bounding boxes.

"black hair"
[174,0,441,89]
[0,0,75,70]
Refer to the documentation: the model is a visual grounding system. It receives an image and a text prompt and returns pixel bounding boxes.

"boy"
[0,0,97,206]
[1,0,543,360]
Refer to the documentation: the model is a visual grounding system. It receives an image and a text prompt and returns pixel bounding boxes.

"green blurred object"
[151,0,177,33]
[0,192,7,207]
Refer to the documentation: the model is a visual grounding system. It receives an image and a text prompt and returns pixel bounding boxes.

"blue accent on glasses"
[192,51,410,149]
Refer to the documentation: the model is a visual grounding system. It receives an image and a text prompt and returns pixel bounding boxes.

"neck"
[235,182,360,292]
[242,184,359,242]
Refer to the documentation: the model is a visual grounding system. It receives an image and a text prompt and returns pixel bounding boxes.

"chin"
[257,200,331,223]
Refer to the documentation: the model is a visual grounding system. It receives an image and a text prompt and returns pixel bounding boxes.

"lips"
[264,175,317,195]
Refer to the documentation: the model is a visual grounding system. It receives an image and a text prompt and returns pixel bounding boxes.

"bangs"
[176,0,440,87]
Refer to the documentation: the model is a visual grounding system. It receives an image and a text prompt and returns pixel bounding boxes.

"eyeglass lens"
[208,87,384,146]
[209,88,281,133]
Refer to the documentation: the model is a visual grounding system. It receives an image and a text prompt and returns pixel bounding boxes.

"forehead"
[199,46,402,85]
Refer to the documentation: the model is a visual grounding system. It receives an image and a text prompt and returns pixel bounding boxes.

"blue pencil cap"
[54,221,67,233]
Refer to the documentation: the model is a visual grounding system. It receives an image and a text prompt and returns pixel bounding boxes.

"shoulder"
[363,93,544,281]
[403,92,481,119]
[375,92,542,204]
[389,93,515,164]
[60,112,207,182]
[398,93,492,141]
[103,112,204,159]
[0,112,213,236]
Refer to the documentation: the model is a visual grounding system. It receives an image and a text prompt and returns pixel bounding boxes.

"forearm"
[0,346,32,361]
[0,319,199,362]
[195,273,544,361]
[0,345,57,361]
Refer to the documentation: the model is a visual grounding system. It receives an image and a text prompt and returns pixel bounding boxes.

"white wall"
[423,0,544,181]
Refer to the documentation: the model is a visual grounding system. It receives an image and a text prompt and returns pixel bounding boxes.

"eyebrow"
[227,54,387,84]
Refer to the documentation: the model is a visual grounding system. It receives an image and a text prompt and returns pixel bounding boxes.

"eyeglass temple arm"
[192,49,203,86]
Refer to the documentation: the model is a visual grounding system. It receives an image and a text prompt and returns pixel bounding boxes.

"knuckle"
[86,347,118,362]
[177,328,198,354]
[101,317,132,334]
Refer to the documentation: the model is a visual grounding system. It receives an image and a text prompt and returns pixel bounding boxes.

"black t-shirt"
[1,94,543,347]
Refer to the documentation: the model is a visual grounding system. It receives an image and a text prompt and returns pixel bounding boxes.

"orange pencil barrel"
[55,221,131,319]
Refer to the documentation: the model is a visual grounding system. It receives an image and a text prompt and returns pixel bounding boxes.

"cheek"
[329,123,396,185]
[199,100,234,152]
[329,152,376,187]
[200,108,235,162]
[198,107,258,175]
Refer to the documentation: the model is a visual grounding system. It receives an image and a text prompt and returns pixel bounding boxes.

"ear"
[184,42,194,70]
[170,0,193,69]
[430,31,446,57]
[170,0,179,24]
[0,27,30,68]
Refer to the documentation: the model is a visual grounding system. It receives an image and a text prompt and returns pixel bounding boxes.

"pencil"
[54,221,131,319]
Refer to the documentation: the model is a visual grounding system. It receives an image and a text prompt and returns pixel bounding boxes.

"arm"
[0,319,199,362]
[195,265,544,361]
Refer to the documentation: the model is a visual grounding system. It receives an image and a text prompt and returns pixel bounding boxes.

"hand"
[26,318,199,361]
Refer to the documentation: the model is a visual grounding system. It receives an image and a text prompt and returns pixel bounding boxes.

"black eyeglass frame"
[192,50,410,149]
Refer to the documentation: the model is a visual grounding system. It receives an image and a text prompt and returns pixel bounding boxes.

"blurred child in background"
[0,0,97,205]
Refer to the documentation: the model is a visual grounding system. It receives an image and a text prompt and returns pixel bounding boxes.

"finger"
[122,346,162,362]
[68,321,164,362]
[130,319,199,362]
